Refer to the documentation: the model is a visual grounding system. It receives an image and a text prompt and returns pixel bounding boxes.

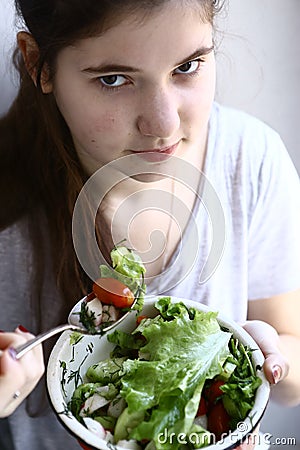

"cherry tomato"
[92,277,135,309]
[206,380,225,408]
[196,396,207,416]
[207,401,230,441]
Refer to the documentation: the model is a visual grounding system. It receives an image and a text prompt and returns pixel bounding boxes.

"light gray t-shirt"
[148,102,300,321]
[1,103,300,449]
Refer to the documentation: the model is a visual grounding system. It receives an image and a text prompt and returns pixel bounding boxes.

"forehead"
[61,3,213,70]
[100,0,212,31]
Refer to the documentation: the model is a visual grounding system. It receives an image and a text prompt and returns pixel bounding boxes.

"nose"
[136,86,180,139]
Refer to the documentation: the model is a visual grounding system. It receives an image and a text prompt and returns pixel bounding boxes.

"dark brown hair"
[0,0,224,333]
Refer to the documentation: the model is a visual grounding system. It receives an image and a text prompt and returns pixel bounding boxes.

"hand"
[242,320,289,385]
[0,327,45,417]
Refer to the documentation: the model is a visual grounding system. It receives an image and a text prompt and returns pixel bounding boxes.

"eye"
[174,59,203,75]
[99,74,128,87]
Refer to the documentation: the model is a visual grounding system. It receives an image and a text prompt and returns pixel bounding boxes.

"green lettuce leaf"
[115,298,232,449]
[220,338,262,427]
[110,246,146,279]
[86,357,126,384]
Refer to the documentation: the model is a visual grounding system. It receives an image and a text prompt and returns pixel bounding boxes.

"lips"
[130,141,180,162]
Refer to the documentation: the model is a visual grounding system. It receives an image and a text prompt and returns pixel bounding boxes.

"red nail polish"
[272,365,282,384]
[0,330,4,333]
[18,325,29,333]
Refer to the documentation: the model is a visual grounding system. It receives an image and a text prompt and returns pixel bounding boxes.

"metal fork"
[0,324,88,360]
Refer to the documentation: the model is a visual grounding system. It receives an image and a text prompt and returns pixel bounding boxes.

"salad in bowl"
[47,295,270,450]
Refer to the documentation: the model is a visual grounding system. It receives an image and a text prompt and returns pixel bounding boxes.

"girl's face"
[52,3,216,175]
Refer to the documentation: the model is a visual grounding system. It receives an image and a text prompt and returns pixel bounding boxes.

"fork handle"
[0,324,85,360]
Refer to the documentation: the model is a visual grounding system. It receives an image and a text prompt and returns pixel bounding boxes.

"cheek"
[183,89,213,125]
[93,114,117,133]
[188,76,215,121]
[54,79,123,138]
[85,102,128,136]
[64,104,121,148]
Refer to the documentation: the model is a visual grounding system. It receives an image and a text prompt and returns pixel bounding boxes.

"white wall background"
[0,0,300,448]
[215,0,300,173]
[216,2,300,447]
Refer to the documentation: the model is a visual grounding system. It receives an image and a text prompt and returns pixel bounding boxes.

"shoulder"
[211,102,275,132]
[0,217,33,263]
[210,102,282,149]
[207,103,300,230]
[209,102,297,180]
[0,218,34,326]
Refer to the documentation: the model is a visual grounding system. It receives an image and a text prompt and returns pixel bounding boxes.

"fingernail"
[272,365,282,384]
[8,347,17,360]
[18,325,29,333]
[0,330,4,333]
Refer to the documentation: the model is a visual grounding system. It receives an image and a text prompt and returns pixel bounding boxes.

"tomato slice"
[207,401,230,441]
[92,277,135,309]
[206,379,225,409]
[196,396,207,416]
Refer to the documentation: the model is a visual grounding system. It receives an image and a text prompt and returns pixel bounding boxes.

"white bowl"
[47,297,270,450]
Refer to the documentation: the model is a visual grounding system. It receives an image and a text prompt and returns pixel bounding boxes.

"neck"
[96,134,208,278]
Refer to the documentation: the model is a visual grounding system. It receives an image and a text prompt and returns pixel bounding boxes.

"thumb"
[263,353,289,385]
[242,320,289,385]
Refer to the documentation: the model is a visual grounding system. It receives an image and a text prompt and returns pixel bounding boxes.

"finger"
[0,345,44,418]
[1,336,43,383]
[0,383,24,417]
[16,327,45,365]
[0,350,26,417]
[263,352,289,385]
[13,327,44,363]
[0,333,28,372]
[243,320,280,351]
[0,348,27,383]
[0,332,27,349]
[15,325,35,341]
[242,321,289,385]
[0,326,45,418]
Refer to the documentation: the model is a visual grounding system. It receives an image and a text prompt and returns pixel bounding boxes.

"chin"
[130,173,169,183]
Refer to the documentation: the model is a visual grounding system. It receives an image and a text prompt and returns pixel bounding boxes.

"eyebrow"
[82,45,214,75]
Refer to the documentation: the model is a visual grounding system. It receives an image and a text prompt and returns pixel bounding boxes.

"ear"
[17,31,53,94]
